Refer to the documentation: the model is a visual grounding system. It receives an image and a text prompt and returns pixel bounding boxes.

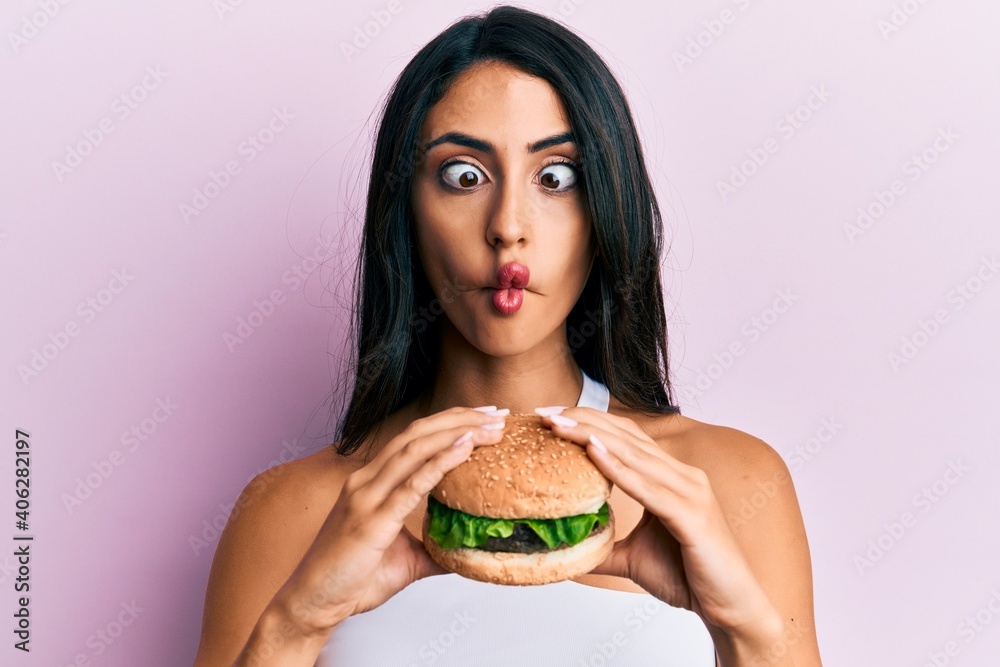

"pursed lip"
[491,262,530,290]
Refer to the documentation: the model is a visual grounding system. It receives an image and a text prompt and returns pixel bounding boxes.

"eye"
[538,162,578,191]
[441,161,486,189]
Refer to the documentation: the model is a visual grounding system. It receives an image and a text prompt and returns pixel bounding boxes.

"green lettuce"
[426,495,609,550]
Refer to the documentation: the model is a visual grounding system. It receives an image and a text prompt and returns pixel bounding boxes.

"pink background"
[3,1,999,664]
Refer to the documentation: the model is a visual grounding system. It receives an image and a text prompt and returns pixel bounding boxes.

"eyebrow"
[421,131,577,155]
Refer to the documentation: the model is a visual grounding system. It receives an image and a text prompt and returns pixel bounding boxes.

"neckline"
[577,367,610,412]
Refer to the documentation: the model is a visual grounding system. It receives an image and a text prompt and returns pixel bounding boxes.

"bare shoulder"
[652,413,789,484]
[193,446,360,666]
[650,412,823,664]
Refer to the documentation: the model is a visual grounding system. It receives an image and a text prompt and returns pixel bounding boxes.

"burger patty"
[479,517,608,554]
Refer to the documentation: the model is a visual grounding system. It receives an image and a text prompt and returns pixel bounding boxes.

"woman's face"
[411,60,596,356]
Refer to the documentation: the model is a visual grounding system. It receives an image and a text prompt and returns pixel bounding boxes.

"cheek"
[414,187,489,252]
[535,198,592,262]
[414,213,470,294]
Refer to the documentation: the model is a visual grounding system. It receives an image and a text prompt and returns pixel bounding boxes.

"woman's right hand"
[269,406,507,636]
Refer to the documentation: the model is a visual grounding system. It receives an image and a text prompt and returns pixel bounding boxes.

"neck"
[415,320,585,418]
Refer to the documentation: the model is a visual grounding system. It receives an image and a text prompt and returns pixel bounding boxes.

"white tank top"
[314,369,716,665]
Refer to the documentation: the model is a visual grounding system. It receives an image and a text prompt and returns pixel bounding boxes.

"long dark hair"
[331,5,681,460]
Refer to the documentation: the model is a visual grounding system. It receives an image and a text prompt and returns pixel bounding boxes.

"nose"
[485,176,528,248]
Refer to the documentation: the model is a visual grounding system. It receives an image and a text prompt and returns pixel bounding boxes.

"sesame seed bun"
[423,412,615,585]
[430,412,612,518]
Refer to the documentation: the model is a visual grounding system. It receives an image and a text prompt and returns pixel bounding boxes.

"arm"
[707,429,823,666]
[195,408,508,665]
[538,410,823,667]
[192,457,348,666]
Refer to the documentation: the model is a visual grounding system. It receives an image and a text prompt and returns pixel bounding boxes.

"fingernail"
[550,414,577,427]
[484,408,510,417]
[534,406,567,416]
[481,422,506,430]
[473,405,498,412]
[452,430,474,447]
[588,433,607,453]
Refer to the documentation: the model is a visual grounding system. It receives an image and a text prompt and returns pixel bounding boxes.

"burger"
[422,412,615,585]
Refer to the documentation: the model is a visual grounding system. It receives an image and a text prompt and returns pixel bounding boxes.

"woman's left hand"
[536,406,781,639]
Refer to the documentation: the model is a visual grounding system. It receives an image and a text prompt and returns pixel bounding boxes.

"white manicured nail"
[550,414,577,427]
[452,430,474,447]
[534,406,567,416]
[588,433,607,453]
[473,405,498,412]
[481,422,506,431]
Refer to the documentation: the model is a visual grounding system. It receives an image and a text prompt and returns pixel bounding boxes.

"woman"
[195,6,823,666]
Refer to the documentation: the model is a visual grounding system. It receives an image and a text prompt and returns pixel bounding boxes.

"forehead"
[420,61,571,140]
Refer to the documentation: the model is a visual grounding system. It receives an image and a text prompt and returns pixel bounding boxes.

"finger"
[543,410,709,488]
[360,423,503,519]
[401,526,452,580]
[541,409,666,462]
[369,425,504,532]
[573,427,691,526]
[574,408,660,447]
[588,509,656,579]
[354,407,506,487]
[343,427,489,552]
[542,412,670,475]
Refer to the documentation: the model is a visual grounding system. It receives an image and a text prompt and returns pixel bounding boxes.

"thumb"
[403,526,452,580]
[588,535,631,578]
